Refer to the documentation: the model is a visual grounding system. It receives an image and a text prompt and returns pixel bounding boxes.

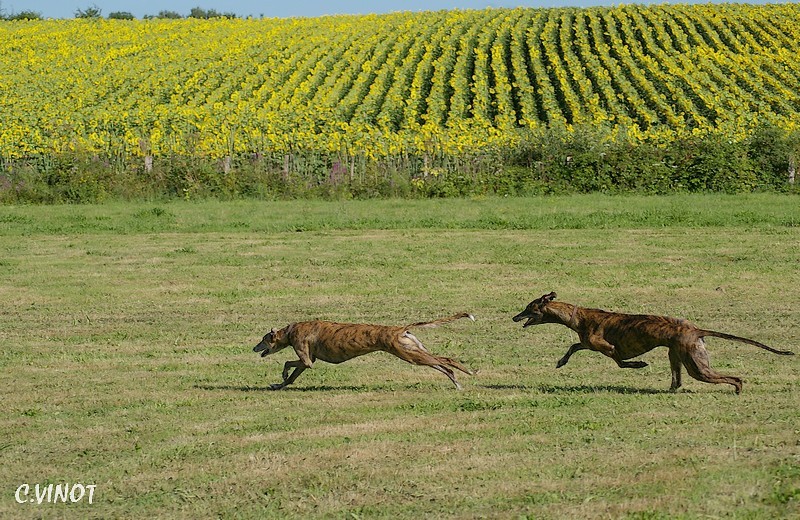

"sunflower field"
[1,4,799,200]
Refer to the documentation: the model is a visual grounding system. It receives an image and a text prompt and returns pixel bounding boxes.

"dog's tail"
[698,330,794,355]
[406,312,475,329]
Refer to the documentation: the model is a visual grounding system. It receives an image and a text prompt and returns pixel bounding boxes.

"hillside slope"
[1,4,799,160]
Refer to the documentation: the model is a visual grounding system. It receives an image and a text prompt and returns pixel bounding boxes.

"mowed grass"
[1,194,799,519]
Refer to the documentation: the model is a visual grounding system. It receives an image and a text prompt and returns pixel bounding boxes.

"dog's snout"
[512,312,526,322]
[254,343,272,357]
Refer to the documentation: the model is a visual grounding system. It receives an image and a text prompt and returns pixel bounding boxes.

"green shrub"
[666,134,757,193]
[747,124,800,191]
[2,126,797,203]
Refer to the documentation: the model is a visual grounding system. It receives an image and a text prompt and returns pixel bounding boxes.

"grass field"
[1,194,799,519]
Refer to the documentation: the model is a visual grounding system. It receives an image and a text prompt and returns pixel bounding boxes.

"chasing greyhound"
[254,313,475,390]
[513,292,793,393]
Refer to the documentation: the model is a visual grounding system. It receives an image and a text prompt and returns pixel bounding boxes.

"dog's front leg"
[614,359,649,369]
[589,336,648,369]
[282,360,305,381]
[269,365,306,390]
[268,360,305,390]
[270,365,306,390]
[269,345,314,390]
[556,343,587,368]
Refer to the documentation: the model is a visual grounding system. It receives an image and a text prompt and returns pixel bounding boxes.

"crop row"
[1,3,799,160]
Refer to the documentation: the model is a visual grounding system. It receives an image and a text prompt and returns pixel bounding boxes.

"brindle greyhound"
[513,292,793,393]
[254,313,475,390]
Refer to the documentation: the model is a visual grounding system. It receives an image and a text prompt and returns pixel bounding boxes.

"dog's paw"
[629,361,648,369]
[268,383,286,391]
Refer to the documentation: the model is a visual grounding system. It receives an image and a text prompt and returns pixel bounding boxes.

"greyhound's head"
[253,327,290,357]
[512,292,557,328]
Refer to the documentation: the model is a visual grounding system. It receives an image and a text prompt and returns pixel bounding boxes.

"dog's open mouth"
[512,313,527,324]
[512,313,536,328]
[253,344,270,356]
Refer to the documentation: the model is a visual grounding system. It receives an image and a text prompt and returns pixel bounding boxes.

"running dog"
[513,292,793,393]
[254,313,475,390]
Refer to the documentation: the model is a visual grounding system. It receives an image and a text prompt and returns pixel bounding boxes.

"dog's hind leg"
[430,365,463,390]
[681,340,743,394]
[392,332,471,388]
[669,348,683,391]
[435,355,475,375]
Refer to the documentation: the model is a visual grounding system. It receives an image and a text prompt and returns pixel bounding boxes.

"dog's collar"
[568,304,578,328]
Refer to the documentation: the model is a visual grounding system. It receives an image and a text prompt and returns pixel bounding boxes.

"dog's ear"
[262,328,278,343]
[538,291,556,304]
